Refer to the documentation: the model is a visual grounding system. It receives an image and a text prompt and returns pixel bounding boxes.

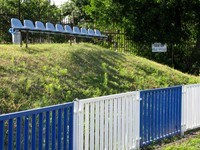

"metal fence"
[1,84,200,149]
[0,102,74,150]
[73,91,140,150]
[182,84,200,133]
[140,86,182,146]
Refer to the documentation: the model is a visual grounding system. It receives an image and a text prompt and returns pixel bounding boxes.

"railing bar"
[85,103,89,150]
[117,97,121,149]
[69,105,74,150]
[0,103,73,121]
[16,117,21,150]
[158,91,160,139]
[52,110,56,150]
[8,119,13,150]
[32,114,36,150]
[113,99,117,150]
[58,109,62,150]
[147,93,151,142]
[0,120,4,150]
[105,100,109,150]
[100,100,104,150]
[144,93,147,143]
[63,108,68,150]
[24,116,29,150]
[109,99,113,150]
[95,102,100,150]
[90,103,94,150]
[45,111,50,150]
[38,113,43,150]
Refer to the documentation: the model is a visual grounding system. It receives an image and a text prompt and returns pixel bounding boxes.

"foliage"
[81,0,200,75]
[0,43,199,114]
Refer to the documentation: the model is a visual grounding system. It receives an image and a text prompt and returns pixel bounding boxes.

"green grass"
[164,135,200,150]
[0,43,199,113]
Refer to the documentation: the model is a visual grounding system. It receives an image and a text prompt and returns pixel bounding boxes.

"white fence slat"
[100,101,104,150]
[105,100,109,150]
[73,101,79,150]
[129,96,133,147]
[117,98,122,150]
[95,101,100,150]
[125,97,129,149]
[113,98,117,150]
[90,103,94,150]
[78,102,84,150]
[121,98,125,149]
[182,84,200,134]
[109,99,113,150]
[85,103,89,150]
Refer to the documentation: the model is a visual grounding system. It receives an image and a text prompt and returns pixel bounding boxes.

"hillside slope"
[0,43,199,113]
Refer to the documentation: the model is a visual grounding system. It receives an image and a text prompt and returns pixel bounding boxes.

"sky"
[52,0,69,6]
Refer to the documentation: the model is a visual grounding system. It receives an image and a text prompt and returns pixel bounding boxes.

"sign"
[152,43,167,52]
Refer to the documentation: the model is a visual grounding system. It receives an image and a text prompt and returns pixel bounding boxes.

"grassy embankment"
[164,134,200,150]
[0,43,199,113]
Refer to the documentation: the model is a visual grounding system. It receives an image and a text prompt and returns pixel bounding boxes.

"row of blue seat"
[11,18,107,39]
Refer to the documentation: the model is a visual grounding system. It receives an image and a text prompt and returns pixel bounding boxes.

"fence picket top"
[0,102,73,121]
[76,91,138,103]
[140,85,182,93]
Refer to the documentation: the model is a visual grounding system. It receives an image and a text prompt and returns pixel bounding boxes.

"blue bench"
[10,18,107,48]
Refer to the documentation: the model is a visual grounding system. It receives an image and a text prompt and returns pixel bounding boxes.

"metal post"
[18,0,20,19]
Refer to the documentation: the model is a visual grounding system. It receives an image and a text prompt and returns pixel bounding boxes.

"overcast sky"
[52,0,68,6]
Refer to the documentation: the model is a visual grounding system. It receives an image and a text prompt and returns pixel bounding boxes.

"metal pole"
[18,0,20,19]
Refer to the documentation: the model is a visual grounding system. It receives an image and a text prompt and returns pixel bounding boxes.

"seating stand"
[10,18,107,48]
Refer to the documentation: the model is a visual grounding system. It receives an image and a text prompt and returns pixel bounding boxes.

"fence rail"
[0,83,200,150]
[0,102,74,150]
[74,92,140,150]
[140,86,182,146]
[182,84,200,133]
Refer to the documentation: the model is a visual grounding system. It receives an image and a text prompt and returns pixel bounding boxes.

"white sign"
[152,43,167,52]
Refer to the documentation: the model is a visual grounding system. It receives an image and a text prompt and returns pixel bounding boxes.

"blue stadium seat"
[55,24,66,33]
[80,28,89,36]
[73,26,86,37]
[46,22,59,33]
[64,25,75,35]
[35,21,48,31]
[11,18,29,30]
[24,20,38,31]
[88,29,98,37]
[94,29,108,38]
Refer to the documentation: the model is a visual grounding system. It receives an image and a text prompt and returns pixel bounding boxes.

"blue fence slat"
[140,86,182,147]
[45,111,50,150]
[16,117,21,150]
[69,105,74,150]
[153,92,156,140]
[177,87,182,132]
[58,109,62,150]
[147,93,151,143]
[52,110,56,150]
[143,93,147,144]
[63,108,68,150]
[32,114,36,150]
[0,121,4,150]
[8,119,13,150]
[38,113,43,150]
[157,91,162,137]
[24,116,29,150]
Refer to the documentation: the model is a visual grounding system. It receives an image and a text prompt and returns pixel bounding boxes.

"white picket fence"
[73,91,140,150]
[182,84,200,134]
